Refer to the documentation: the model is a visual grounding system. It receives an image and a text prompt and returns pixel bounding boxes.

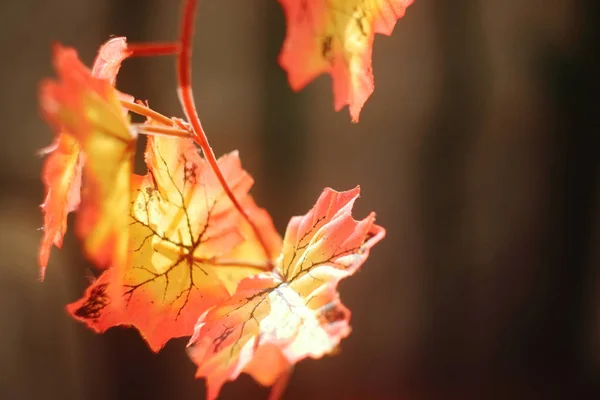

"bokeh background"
[0,0,598,399]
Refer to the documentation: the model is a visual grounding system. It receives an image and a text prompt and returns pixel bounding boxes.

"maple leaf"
[278,0,414,122]
[67,135,281,352]
[38,37,131,280]
[38,133,82,279]
[39,37,135,275]
[187,186,385,399]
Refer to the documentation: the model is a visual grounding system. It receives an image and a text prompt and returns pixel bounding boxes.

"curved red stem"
[177,0,273,261]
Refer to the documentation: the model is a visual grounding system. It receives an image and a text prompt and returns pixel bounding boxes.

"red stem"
[128,42,180,57]
[268,365,294,400]
[177,0,273,261]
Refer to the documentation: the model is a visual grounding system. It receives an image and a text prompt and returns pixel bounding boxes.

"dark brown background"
[0,0,598,399]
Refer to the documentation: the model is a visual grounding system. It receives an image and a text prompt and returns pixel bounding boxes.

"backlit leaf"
[38,37,131,279]
[278,0,414,121]
[39,38,134,272]
[188,187,385,398]
[38,133,82,279]
[68,135,281,352]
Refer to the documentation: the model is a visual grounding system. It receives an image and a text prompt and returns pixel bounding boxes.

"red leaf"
[38,133,82,279]
[278,0,414,121]
[68,135,281,352]
[187,187,385,398]
[39,38,134,276]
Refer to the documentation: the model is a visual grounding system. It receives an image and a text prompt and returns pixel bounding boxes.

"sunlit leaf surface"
[188,187,385,398]
[278,0,414,121]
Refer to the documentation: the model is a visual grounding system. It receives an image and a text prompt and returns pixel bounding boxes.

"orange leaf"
[278,0,414,122]
[38,133,82,280]
[39,38,134,273]
[187,187,385,398]
[68,136,281,352]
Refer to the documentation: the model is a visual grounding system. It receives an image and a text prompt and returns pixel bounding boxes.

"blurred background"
[0,0,598,399]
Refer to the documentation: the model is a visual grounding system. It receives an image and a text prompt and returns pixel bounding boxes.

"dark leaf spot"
[322,35,333,60]
[320,303,347,325]
[74,283,110,320]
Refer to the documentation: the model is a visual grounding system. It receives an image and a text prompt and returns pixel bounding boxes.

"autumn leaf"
[39,37,135,274]
[278,0,414,122]
[38,133,82,279]
[187,186,385,399]
[38,37,131,280]
[67,135,281,352]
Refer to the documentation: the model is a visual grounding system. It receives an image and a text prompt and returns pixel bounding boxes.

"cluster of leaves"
[37,0,413,398]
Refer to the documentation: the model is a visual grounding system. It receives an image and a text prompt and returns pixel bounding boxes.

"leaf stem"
[193,257,271,271]
[176,0,273,262]
[132,123,192,139]
[268,365,294,400]
[128,42,180,57]
[121,100,176,126]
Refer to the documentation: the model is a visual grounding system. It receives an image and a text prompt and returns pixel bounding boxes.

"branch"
[176,0,274,262]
